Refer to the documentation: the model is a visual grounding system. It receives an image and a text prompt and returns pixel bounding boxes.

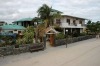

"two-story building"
[13,18,33,27]
[13,17,43,28]
[54,15,86,36]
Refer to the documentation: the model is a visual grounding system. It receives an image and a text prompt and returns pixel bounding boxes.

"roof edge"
[61,15,87,20]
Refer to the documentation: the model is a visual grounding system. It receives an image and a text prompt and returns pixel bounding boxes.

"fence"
[54,35,96,46]
[0,35,96,57]
[0,43,44,57]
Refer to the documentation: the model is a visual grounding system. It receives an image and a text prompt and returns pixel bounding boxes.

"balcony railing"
[60,22,85,28]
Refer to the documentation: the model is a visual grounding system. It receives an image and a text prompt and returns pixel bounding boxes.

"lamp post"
[96,28,99,38]
[65,29,68,48]
[34,22,38,43]
[66,29,68,37]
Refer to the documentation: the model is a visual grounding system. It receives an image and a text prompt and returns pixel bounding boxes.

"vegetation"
[31,17,43,26]
[79,32,87,36]
[16,26,34,44]
[54,25,63,32]
[55,33,65,40]
[86,20,100,34]
[35,4,62,41]
[37,4,62,28]
[0,35,15,47]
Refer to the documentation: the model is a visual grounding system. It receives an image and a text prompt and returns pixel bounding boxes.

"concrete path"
[0,38,100,66]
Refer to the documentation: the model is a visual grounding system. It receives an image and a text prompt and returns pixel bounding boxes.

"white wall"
[54,16,86,29]
[1,29,24,34]
[18,22,22,26]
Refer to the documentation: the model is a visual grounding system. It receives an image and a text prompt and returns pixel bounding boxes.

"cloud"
[53,0,100,21]
[0,0,100,23]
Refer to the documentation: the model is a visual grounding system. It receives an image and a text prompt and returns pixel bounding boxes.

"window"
[9,31,13,33]
[56,19,61,24]
[76,18,78,20]
[0,27,2,32]
[17,22,18,25]
[22,22,23,26]
[18,31,21,33]
[73,20,77,26]
[66,19,70,25]
[14,29,17,31]
[79,20,82,24]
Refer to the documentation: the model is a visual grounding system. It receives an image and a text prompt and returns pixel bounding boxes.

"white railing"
[60,23,85,28]
[60,22,68,28]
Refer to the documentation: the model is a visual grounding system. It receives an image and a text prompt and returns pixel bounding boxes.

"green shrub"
[16,26,34,45]
[80,32,86,36]
[23,26,34,44]
[16,38,23,45]
[54,26,63,32]
[0,35,15,46]
[56,33,65,40]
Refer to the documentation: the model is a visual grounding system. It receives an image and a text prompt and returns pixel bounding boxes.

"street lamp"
[65,29,68,48]
[34,22,38,43]
[66,29,68,34]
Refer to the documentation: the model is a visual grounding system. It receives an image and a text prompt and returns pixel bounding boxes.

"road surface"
[0,38,100,66]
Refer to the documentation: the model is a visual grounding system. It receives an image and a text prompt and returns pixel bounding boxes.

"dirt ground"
[0,38,100,66]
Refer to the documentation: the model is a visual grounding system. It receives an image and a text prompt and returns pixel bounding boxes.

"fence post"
[43,35,46,49]
[66,38,68,48]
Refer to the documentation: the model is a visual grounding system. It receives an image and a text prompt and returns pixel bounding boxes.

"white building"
[54,15,86,36]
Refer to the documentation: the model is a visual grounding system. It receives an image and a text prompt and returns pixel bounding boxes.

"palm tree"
[36,4,62,42]
[31,17,43,26]
[37,4,62,28]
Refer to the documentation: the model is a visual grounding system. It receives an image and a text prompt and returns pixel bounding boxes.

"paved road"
[0,38,100,66]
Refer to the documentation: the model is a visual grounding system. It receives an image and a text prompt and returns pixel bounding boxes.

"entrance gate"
[45,27,59,47]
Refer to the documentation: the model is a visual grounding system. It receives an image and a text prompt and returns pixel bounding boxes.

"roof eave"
[62,15,87,20]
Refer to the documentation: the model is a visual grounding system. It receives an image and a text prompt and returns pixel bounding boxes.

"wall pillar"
[50,34,55,46]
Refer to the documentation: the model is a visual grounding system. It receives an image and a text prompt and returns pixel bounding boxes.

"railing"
[60,22,86,28]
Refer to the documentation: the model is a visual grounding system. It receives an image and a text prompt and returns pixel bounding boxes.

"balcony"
[60,23,85,28]
[60,22,68,28]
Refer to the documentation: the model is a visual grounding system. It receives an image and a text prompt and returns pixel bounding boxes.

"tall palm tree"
[31,17,43,26]
[37,4,62,28]
[36,4,62,42]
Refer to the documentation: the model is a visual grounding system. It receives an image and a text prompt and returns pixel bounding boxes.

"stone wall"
[0,43,44,57]
[54,39,66,46]
[54,35,95,46]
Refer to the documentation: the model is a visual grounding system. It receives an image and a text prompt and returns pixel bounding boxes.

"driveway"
[0,38,100,66]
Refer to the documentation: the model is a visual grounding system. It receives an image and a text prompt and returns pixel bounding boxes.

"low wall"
[54,39,66,46]
[0,43,44,57]
[54,35,95,46]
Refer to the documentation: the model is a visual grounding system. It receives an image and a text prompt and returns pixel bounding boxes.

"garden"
[0,26,44,57]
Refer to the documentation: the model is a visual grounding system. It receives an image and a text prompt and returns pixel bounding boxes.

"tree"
[31,17,43,26]
[87,20,100,34]
[36,4,62,42]
[16,26,34,44]
[23,26,34,43]
[37,4,62,28]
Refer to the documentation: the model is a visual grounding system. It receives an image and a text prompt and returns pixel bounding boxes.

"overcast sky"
[0,0,100,23]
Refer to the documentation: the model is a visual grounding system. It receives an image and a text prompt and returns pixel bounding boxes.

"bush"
[0,35,15,47]
[54,26,63,32]
[16,26,34,45]
[16,38,23,45]
[80,32,86,36]
[55,33,65,40]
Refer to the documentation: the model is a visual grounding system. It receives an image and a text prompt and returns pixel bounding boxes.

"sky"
[0,0,100,23]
